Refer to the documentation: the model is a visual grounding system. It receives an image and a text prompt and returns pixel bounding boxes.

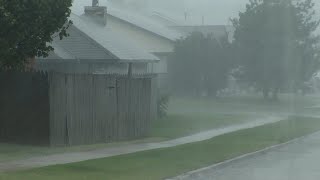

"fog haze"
[105,0,320,25]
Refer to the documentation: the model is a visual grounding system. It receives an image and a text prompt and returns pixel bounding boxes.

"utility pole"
[202,16,204,25]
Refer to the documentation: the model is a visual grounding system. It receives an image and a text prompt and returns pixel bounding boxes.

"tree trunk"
[263,87,270,100]
[272,87,279,101]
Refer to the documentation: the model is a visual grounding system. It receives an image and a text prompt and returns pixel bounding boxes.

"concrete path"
[172,131,320,180]
[0,115,285,172]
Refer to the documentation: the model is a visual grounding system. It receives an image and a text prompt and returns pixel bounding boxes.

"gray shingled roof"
[70,13,159,62]
[71,0,183,41]
[39,13,159,63]
[107,8,183,41]
[52,25,116,60]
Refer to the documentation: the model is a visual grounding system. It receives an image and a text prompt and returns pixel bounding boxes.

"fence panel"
[49,73,155,146]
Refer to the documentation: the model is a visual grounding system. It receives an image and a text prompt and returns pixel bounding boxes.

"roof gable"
[107,8,183,41]
[53,25,116,60]
[70,13,159,62]
[71,0,183,41]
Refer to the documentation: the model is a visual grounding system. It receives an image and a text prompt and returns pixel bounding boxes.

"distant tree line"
[169,0,320,100]
[169,32,233,97]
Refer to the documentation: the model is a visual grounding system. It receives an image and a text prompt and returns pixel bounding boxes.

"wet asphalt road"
[180,131,320,180]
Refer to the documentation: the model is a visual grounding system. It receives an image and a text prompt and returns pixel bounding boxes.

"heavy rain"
[1,0,320,179]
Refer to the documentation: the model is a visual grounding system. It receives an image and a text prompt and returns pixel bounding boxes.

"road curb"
[166,130,320,180]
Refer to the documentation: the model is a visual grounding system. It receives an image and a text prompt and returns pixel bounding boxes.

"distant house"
[169,25,234,42]
[0,5,158,146]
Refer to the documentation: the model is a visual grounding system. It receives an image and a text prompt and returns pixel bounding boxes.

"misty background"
[102,0,320,26]
[3,0,320,179]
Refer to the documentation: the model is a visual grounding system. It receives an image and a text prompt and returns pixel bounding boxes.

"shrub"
[157,94,170,119]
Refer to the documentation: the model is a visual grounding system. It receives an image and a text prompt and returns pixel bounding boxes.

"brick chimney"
[92,0,99,6]
[84,0,107,26]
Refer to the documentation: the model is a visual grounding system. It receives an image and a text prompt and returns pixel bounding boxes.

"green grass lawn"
[0,96,264,163]
[0,113,255,163]
[0,137,165,163]
[1,94,319,163]
[151,113,255,139]
[169,94,320,115]
[0,113,255,164]
[151,94,320,139]
[2,116,320,180]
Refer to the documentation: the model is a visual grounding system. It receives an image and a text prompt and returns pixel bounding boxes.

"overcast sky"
[143,0,249,25]
[79,0,320,25]
[148,0,320,25]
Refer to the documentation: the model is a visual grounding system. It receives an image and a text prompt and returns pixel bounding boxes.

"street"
[180,131,320,180]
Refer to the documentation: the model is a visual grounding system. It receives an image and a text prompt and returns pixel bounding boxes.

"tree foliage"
[0,0,72,68]
[169,32,232,97]
[232,0,320,99]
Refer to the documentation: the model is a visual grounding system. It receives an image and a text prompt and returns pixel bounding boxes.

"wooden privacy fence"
[49,73,156,146]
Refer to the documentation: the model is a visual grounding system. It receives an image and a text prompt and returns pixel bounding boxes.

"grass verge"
[168,95,320,115]
[0,113,254,163]
[0,137,165,163]
[0,98,259,162]
[151,113,254,139]
[1,116,320,180]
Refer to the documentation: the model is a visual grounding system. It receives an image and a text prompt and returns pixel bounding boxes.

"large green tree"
[169,32,232,97]
[0,0,72,68]
[232,0,320,100]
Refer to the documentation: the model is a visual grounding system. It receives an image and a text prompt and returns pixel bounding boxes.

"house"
[72,0,183,93]
[169,25,234,42]
[0,4,159,146]
[75,1,237,92]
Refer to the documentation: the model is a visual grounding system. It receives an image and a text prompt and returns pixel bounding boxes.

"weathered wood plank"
[48,73,155,146]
